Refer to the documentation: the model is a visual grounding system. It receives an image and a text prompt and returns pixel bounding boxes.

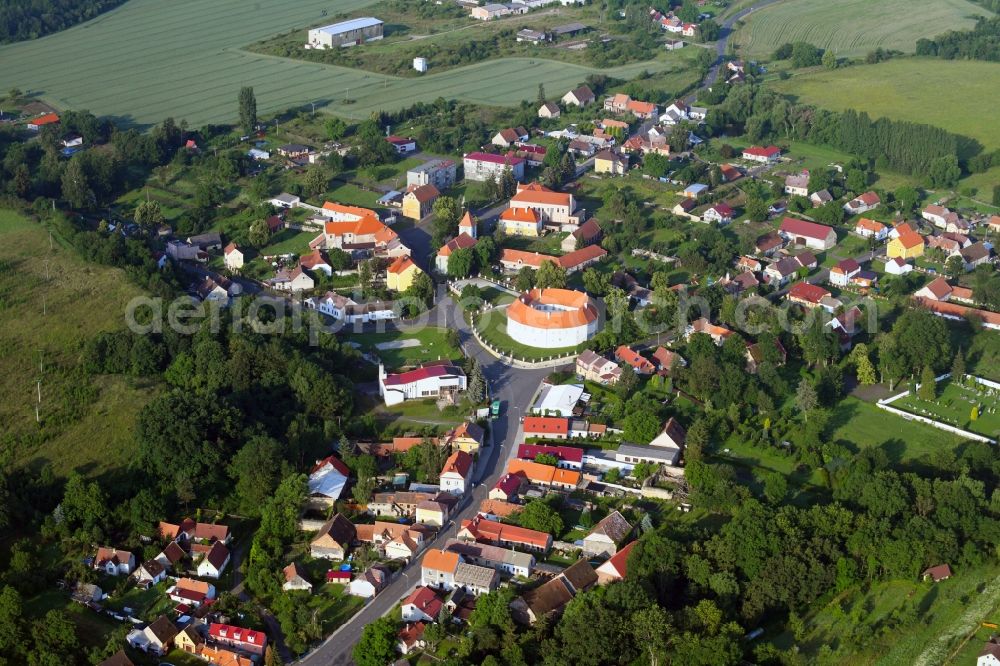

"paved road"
[700,0,783,90]
[297,295,557,666]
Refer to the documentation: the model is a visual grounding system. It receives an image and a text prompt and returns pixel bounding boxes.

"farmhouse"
[884,257,913,275]
[702,203,734,224]
[582,511,632,557]
[922,205,958,228]
[829,259,861,287]
[784,171,810,197]
[27,113,60,131]
[787,282,840,312]
[779,217,837,251]
[269,192,300,208]
[510,560,596,625]
[594,150,628,175]
[595,540,637,585]
[307,18,384,49]
[615,345,655,374]
[268,266,314,292]
[379,361,468,406]
[471,3,510,20]
[855,217,888,240]
[742,145,781,163]
[523,415,569,439]
[311,514,356,560]
[686,317,735,345]
[444,539,535,578]
[463,152,526,182]
[223,243,244,271]
[508,182,581,227]
[492,127,530,148]
[506,288,600,348]
[460,515,553,552]
[538,102,561,118]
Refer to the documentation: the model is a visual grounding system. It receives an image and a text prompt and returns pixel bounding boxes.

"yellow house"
[887,231,925,260]
[402,184,440,221]
[594,150,628,176]
[498,207,542,237]
[446,421,485,455]
[386,255,423,292]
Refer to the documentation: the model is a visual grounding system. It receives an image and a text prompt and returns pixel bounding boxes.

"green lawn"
[766,564,1000,665]
[323,182,383,209]
[24,589,121,651]
[259,227,318,256]
[0,210,158,479]
[474,310,586,361]
[0,0,688,127]
[734,0,988,59]
[890,378,1000,439]
[342,327,462,370]
[771,59,1000,152]
[827,397,966,461]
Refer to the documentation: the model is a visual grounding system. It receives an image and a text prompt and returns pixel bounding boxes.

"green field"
[0,0,688,127]
[342,326,462,369]
[767,564,1000,665]
[891,378,1000,439]
[0,210,157,478]
[734,0,988,59]
[771,59,1000,152]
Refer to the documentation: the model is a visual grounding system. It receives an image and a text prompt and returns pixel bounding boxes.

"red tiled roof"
[743,145,780,158]
[461,516,551,549]
[441,450,473,479]
[779,217,834,242]
[517,444,583,464]
[383,364,463,387]
[558,244,607,270]
[787,282,830,304]
[311,455,350,477]
[523,416,568,435]
[209,623,266,647]
[30,113,60,126]
[404,587,443,618]
[492,472,525,496]
[465,152,525,166]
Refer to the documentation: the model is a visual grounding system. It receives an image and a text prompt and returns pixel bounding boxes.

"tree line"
[0,0,127,43]
[917,15,1000,61]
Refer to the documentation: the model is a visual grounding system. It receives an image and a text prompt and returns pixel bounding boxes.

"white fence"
[877,373,996,444]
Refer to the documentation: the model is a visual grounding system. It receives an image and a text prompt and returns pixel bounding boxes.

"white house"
[581,511,632,557]
[135,560,167,585]
[378,362,467,406]
[978,640,1000,666]
[884,257,913,275]
[269,266,314,292]
[855,218,888,241]
[308,455,350,506]
[440,451,473,496]
[94,547,135,576]
[779,217,838,251]
[349,566,389,598]
[402,587,443,623]
[282,563,313,593]
[843,191,880,215]
[784,171,809,197]
[196,542,230,579]
[223,243,244,271]
[829,259,861,287]
[269,193,301,209]
[702,203,734,225]
[742,145,781,163]
[127,616,178,656]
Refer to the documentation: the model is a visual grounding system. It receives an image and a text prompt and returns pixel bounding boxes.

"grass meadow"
[771,59,1000,152]
[733,0,988,59]
[0,210,157,478]
[0,0,689,127]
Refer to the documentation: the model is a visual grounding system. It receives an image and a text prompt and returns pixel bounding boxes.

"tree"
[745,197,768,222]
[537,83,546,104]
[946,254,966,278]
[616,364,638,399]
[469,588,515,633]
[951,348,966,380]
[12,163,30,198]
[432,196,461,247]
[498,166,517,198]
[517,499,563,535]
[822,50,838,69]
[239,86,258,134]
[304,166,329,196]
[405,272,434,307]
[134,199,165,232]
[229,436,282,517]
[515,266,535,292]
[795,380,818,416]
[534,453,560,466]
[249,218,271,248]
[632,605,671,666]
[536,261,567,289]
[919,365,937,400]
[582,267,610,295]
[447,247,475,279]
[623,407,661,442]
[324,116,347,140]
[468,359,487,403]
[353,616,398,666]
[61,157,95,209]
[856,353,877,385]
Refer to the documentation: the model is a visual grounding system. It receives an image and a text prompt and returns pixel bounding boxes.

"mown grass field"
[0,210,157,478]
[0,0,688,127]
[771,59,1000,151]
[734,0,988,59]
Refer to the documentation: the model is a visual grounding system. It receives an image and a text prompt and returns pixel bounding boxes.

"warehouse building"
[307,17,384,49]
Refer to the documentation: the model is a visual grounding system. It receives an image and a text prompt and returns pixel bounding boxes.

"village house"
[136,559,166,585]
[479,498,522,520]
[379,361,467,406]
[269,266,314,292]
[829,258,861,287]
[742,145,781,163]
[522,415,569,439]
[884,256,913,275]
[223,243,244,271]
[492,127,530,148]
[386,135,417,154]
[702,202,734,224]
[562,218,602,252]
[594,150,628,175]
[595,540,637,585]
[787,282,841,312]
[440,450,474,496]
[810,189,833,207]
[397,622,427,655]
[471,3,510,20]
[575,349,622,385]
[561,85,596,107]
[401,184,440,221]
[961,242,992,271]
[686,317,735,345]
[779,217,838,251]
[652,346,685,374]
[517,443,584,469]
[855,217,888,240]
[507,182,582,228]
[887,230,925,260]
[506,458,580,490]
[459,514,553,552]
[510,560,596,625]
[310,513,357,560]
[98,651,135,666]
[349,565,390,598]
[402,586,443,623]
[127,615,177,655]
[784,171,810,197]
[755,232,785,256]
[538,102,561,118]
[385,255,423,293]
[445,539,535,579]
[922,205,958,228]
[282,562,313,593]
[843,191,880,215]
[445,421,486,455]
[978,638,1000,666]
[416,500,449,527]
[489,472,524,502]
[269,192,300,209]
[615,345,655,374]
[369,490,437,518]
[209,623,267,657]
[94,547,135,576]
[196,541,230,578]
[308,455,349,507]
[916,276,955,301]
[421,548,461,590]
[922,564,953,583]
[582,510,632,557]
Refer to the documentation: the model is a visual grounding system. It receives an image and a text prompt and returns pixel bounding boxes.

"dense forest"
[917,15,1000,62]
[0,0,128,43]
